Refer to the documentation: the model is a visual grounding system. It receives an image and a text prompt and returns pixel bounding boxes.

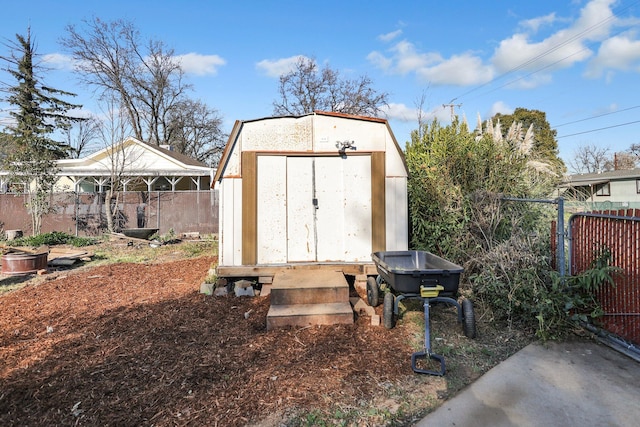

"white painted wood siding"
[257,156,288,263]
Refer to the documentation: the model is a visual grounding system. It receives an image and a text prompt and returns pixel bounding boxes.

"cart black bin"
[368,250,476,376]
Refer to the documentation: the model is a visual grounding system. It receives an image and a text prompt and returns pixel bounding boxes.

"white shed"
[213,111,408,279]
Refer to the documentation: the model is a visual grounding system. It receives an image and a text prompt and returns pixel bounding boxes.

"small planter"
[1,251,48,276]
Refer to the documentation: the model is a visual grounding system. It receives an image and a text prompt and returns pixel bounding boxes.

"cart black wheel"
[366,277,380,307]
[462,298,476,338]
[383,292,396,329]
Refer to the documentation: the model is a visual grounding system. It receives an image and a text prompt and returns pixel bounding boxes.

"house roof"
[213,111,404,184]
[561,168,640,187]
[56,137,213,177]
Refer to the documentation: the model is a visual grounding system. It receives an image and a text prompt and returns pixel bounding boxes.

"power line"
[557,119,640,138]
[447,0,640,105]
[553,105,640,128]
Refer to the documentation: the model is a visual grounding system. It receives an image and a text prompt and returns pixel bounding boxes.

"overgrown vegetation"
[8,231,99,247]
[406,119,557,261]
[405,117,616,340]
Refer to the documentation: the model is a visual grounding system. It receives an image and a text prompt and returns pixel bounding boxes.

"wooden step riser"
[266,303,354,330]
[267,313,354,330]
[270,287,349,305]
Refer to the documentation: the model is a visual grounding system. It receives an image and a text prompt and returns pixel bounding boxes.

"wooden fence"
[569,209,640,345]
[0,191,219,238]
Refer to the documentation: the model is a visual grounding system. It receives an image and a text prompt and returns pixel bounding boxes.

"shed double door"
[257,155,372,263]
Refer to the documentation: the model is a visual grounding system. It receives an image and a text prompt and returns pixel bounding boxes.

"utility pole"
[442,103,462,121]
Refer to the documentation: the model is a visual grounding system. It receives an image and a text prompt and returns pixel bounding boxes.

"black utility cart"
[368,250,476,376]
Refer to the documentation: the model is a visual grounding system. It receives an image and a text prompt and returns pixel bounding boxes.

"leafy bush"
[472,242,620,340]
[406,118,598,340]
[10,231,99,247]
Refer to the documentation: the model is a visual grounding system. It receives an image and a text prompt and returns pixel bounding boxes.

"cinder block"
[371,314,381,326]
[200,282,214,295]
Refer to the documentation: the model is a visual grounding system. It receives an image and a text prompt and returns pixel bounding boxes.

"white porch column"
[93,177,110,193]
[142,177,159,192]
[166,176,183,192]
[190,176,201,190]
[121,178,132,192]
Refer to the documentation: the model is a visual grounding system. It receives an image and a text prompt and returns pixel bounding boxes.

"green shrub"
[11,231,99,247]
[472,243,620,340]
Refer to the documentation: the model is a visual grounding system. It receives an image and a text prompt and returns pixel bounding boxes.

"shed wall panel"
[386,135,408,177]
[286,157,316,261]
[313,115,387,153]
[231,179,243,265]
[386,177,409,251]
[257,156,288,263]
[243,117,313,152]
[340,156,372,261]
[220,179,243,266]
[315,157,346,261]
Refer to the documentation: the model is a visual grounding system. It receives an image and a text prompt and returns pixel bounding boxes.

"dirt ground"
[0,242,531,426]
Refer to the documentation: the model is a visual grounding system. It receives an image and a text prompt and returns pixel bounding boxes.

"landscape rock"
[235,279,253,289]
[200,282,214,295]
[354,280,367,300]
[214,286,229,297]
[350,298,375,316]
[234,285,254,297]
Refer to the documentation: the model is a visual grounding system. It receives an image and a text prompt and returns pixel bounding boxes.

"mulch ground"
[0,255,436,426]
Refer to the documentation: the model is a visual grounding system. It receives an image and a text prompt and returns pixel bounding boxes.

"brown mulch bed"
[0,255,442,426]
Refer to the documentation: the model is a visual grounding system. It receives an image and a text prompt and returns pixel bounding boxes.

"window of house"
[637,179,640,194]
[595,182,610,196]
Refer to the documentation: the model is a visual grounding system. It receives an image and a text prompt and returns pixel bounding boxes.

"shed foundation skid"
[216,262,377,279]
[266,269,354,330]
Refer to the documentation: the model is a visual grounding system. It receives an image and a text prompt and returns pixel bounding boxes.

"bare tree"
[568,143,611,174]
[413,89,430,141]
[166,98,226,167]
[273,57,388,117]
[61,18,190,145]
[64,116,101,158]
[96,97,139,233]
[605,152,637,171]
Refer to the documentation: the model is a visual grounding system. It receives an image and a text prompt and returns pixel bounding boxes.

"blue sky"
[1,0,640,166]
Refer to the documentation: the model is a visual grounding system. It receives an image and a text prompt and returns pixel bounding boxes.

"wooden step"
[270,269,349,305]
[266,269,354,329]
[266,302,354,330]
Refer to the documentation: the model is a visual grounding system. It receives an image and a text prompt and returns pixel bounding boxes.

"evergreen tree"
[1,29,84,234]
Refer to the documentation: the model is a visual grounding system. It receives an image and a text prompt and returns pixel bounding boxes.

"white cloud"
[492,0,617,75]
[42,53,75,70]
[382,102,449,123]
[391,41,440,75]
[488,101,513,118]
[366,51,392,71]
[368,0,629,89]
[382,103,417,122]
[520,12,557,32]
[175,53,226,76]
[586,33,640,78]
[256,55,308,78]
[502,72,553,89]
[378,29,402,42]
[416,53,494,86]
[368,40,493,87]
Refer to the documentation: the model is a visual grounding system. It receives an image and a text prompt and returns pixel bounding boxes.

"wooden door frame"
[242,151,385,265]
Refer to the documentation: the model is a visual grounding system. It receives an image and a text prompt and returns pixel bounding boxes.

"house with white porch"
[0,137,214,193]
